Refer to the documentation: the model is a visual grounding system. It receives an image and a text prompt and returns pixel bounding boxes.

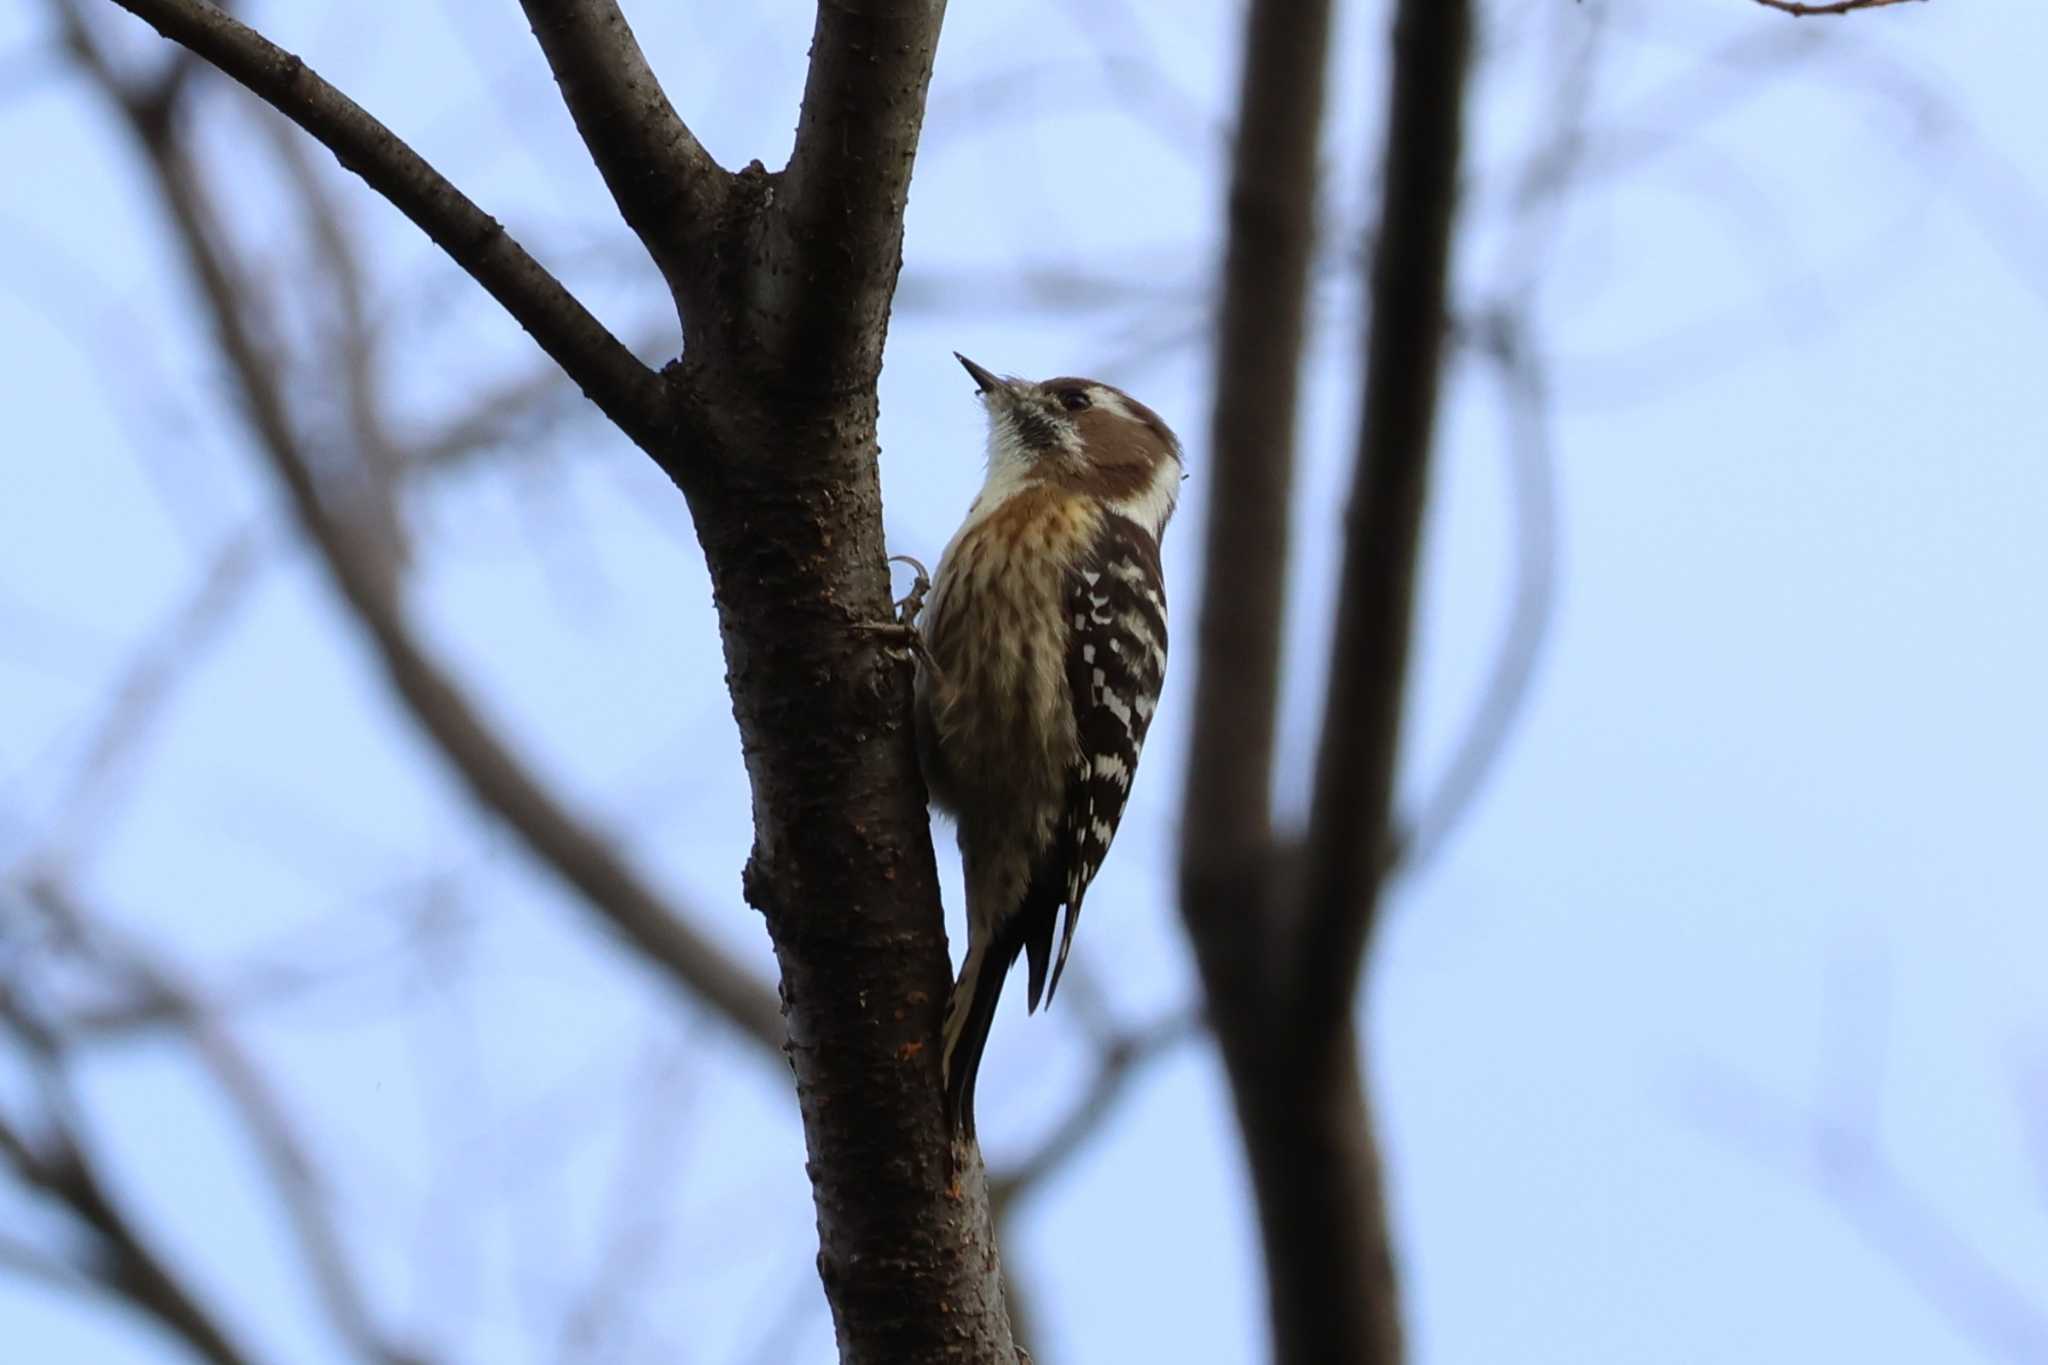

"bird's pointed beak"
[954,353,1008,398]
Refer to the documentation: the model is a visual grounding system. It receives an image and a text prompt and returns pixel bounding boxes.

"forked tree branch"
[100,0,671,451]
[517,0,730,316]
[1178,0,1472,1358]
[1174,2,1415,1360]
[79,1,1012,1357]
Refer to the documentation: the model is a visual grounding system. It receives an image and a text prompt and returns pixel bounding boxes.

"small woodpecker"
[915,353,1181,1136]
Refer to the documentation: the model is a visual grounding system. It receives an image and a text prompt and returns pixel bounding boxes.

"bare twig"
[1751,0,1926,15]
[988,1007,1203,1212]
[0,1097,261,1365]
[399,319,674,473]
[26,879,432,1365]
[95,0,669,450]
[0,1233,88,1299]
[1684,937,2048,1363]
[893,263,1190,319]
[263,464,787,1050]
[1687,1062,2048,1362]
[404,359,603,471]
[555,1034,697,1363]
[62,4,785,1057]
[261,113,409,570]
[27,527,262,878]
[1390,320,1554,879]
[1383,10,1604,879]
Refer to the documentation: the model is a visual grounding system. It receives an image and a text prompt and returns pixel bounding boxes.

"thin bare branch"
[0,1106,262,1365]
[0,1233,88,1299]
[1381,11,1605,879]
[3,945,267,1365]
[404,361,588,470]
[1687,1061,2048,1363]
[1295,0,1472,1034]
[61,14,786,1057]
[95,0,669,450]
[1179,0,1334,1004]
[268,476,787,1052]
[261,113,410,570]
[27,879,433,1365]
[516,0,729,315]
[892,263,1187,319]
[403,322,677,473]
[1751,0,1927,15]
[0,1106,42,1173]
[1389,317,1556,878]
[988,1007,1202,1213]
[555,1035,697,1363]
[29,527,262,879]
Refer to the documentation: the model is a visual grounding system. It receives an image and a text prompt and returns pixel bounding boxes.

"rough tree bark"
[94,1,1013,1361]
[1180,0,1473,1362]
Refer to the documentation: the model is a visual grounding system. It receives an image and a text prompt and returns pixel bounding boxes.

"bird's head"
[954,352,1184,533]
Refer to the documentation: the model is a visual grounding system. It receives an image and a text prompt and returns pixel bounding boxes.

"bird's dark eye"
[1057,388,1091,412]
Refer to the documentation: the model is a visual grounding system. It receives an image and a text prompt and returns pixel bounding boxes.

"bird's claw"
[854,554,940,679]
[886,554,931,628]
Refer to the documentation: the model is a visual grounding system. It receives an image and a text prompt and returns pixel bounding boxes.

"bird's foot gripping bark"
[885,553,931,628]
[853,554,939,675]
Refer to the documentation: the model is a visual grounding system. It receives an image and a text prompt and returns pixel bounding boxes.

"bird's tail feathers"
[942,937,1007,1138]
[946,879,1077,1135]
[1042,895,1084,1009]
[1017,869,1070,1013]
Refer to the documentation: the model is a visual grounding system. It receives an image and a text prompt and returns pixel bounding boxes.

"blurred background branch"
[49,0,785,1060]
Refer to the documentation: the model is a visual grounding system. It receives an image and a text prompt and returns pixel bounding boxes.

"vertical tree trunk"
[681,387,1014,1361]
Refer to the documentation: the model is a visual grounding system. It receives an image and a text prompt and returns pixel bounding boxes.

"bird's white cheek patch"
[1106,456,1181,539]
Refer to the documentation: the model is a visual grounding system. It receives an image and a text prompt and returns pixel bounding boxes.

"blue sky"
[2,2,2044,1363]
